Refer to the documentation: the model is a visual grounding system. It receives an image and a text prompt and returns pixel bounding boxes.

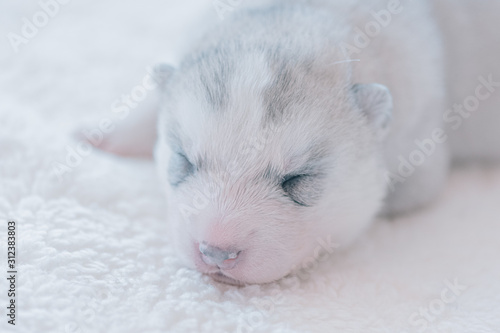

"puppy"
[95,0,500,284]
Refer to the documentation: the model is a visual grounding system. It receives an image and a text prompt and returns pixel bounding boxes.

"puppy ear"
[151,63,176,90]
[352,83,393,137]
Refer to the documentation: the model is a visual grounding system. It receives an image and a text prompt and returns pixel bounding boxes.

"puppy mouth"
[195,258,245,285]
[208,272,245,286]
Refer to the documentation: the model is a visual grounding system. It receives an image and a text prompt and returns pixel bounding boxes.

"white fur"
[102,0,499,284]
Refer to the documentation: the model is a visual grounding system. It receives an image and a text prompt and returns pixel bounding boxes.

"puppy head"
[155,50,392,285]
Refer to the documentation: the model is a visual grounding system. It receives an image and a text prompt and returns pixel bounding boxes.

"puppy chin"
[208,272,246,286]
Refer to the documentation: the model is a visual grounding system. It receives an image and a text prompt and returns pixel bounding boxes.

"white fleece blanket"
[1,1,499,332]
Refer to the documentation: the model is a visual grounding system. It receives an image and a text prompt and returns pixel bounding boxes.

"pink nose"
[199,243,241,270]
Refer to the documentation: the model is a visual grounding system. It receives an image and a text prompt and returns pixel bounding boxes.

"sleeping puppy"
[93,0,500,285]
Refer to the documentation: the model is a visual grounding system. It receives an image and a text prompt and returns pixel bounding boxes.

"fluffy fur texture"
[1,0,500,332]
[151,0,500,284]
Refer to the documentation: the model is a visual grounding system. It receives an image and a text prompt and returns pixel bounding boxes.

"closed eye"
[168,151,195,186]
[281,174,315,206]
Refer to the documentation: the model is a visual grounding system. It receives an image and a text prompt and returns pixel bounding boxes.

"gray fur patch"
[188,47,235,111]
[262,53,315,125]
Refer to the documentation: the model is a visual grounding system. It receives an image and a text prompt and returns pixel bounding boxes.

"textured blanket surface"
[1,1,499,332]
